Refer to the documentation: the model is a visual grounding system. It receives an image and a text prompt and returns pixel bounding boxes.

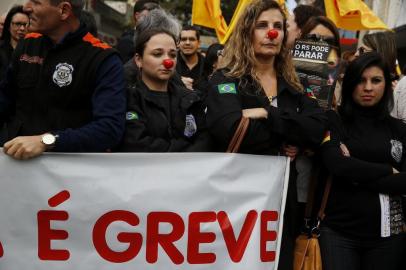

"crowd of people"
[0,0,405,269]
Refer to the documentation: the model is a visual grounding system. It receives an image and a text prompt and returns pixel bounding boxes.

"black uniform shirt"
[321,108,406,239]
[206,69,327,154]
[176,52,205,83]
[119,79,211,152]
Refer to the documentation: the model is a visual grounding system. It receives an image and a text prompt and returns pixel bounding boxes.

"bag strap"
[318,176,332,221]
[226,117,250,153]
[304,165,320,219]
[298,237,311,269]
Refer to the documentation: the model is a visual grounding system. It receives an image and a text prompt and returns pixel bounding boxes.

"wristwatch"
[41,133,58,149]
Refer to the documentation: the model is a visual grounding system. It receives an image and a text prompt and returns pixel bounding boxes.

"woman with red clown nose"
[206,1,327,269]
[119,28,211,152]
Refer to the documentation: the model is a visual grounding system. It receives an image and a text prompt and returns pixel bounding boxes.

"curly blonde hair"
[220,0,303,92]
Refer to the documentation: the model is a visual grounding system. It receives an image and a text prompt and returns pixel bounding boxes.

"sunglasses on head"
[305,34,338,47]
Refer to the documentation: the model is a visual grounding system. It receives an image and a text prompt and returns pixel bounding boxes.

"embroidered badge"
[184,114,197,138]
[217,83,237,94]
[390,139,403,163]
[53,63,74,87]
[126,111,139,121]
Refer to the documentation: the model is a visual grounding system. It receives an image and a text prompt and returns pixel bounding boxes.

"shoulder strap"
[318,176,332,221]
[304,165,320,219]
[226,117,250,153]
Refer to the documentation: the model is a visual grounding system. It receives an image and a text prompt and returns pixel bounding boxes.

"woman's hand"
[283,144,299,161]
[340,143,350,157]
[242,108,268,119]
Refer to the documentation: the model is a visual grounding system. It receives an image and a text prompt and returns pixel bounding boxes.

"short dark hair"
[50,0,84,18]
[180,25,200,41]
[293,5,323,30]
[80,10,98,36]
[133,0,159,14]
[135,28,177,57]
[202,43,224,80]
[339,52,393,121]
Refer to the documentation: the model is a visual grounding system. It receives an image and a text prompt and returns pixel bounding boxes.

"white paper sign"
[0,152,289,270]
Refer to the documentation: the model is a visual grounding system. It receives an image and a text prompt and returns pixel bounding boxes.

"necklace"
[267,95,277,104]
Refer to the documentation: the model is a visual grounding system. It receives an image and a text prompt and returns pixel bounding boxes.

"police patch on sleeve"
[390,139,403,163]
[217,83,237,94]
[126,111,139,121]
[184,114,197,138]
[53,63,74,87]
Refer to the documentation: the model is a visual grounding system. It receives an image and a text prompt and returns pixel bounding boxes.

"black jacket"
[0,41,13,80]
[119,80,211,152]
[207,70,327,154]
[1,27,116,137]
[176,52,205,87]
[207,70,327,270]
[116,29,135,63]
[321,109,406,238]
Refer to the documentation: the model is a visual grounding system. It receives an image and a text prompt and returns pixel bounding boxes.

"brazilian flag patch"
[217,83,237,94]
[126,111,139,121]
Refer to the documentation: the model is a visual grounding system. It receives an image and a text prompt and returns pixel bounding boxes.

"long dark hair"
[339,52,393,121]
[1,5,28,44]
[362,31,398,79]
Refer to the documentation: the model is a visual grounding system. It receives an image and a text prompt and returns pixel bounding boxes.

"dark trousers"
[319,226,406,270]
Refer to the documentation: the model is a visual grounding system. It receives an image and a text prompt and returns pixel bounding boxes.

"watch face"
[42,134,56,145]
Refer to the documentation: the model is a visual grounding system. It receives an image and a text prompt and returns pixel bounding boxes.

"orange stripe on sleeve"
[82,33,111,50]
[25,32,43,39]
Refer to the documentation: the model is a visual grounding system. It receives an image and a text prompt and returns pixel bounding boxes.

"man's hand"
[3,135,47,160]
[282,144,299,161]
[181,76,194,90]
[242,108,268,119]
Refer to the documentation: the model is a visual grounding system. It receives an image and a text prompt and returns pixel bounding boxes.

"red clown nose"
[163,59,174,69]
[267,29,278,39]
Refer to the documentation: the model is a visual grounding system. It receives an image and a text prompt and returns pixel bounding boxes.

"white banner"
[0,152,289,270]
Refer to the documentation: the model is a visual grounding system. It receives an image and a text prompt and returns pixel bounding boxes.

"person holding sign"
[292,16,342,221]
[300,16,342,97]
[320,52,406,270]
[119,28,210,152]
[206,1,327,269]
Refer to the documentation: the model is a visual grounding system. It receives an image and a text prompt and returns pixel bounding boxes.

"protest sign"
[292,39,340,109]
[0,153,289,270]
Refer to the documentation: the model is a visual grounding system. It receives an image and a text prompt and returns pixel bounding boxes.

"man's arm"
[53,54,126,152]
[4,54,126,159]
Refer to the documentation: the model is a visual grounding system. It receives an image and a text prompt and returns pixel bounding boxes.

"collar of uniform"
[47,22,88,48]
[178,51,204,68]
[277,76,301,97]
[137,79,199,109]
[238,74,301,97]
